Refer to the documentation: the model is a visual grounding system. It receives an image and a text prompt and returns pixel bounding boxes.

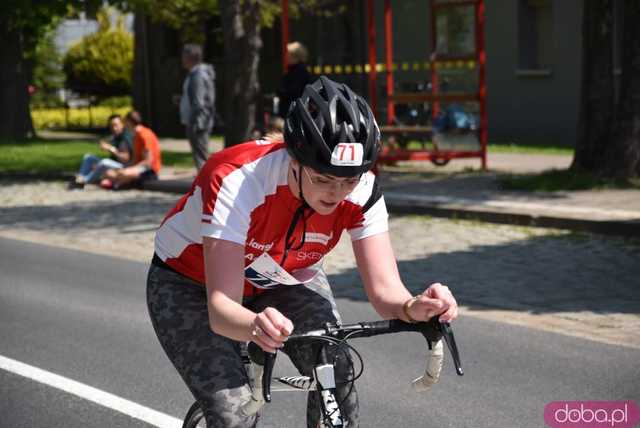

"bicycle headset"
[279,75,381,266]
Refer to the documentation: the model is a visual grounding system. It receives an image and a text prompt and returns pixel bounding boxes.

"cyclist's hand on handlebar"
[250,307,294,353]
[408,283,458,323]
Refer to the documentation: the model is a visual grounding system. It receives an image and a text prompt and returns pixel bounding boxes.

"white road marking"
[0,354,182,428]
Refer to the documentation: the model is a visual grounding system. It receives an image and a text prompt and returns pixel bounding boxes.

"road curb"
[142,179,191,194]
[384,193,640,237]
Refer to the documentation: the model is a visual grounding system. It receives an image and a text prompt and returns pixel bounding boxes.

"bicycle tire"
[183,401,205,428]
[430,157,450,166]
[182,401,265,428]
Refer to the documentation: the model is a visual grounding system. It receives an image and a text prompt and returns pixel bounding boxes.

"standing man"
[180,44,216,171]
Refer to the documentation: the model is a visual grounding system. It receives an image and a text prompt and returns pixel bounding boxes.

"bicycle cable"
[300,332,365,425]
[326,331,364,423]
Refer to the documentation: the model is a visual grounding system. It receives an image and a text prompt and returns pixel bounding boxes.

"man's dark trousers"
[186,127,209,171]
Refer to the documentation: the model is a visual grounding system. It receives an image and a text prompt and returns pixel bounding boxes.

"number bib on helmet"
[331,143,364,166]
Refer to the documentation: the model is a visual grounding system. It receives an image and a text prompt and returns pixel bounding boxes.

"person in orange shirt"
[102,110,162,189]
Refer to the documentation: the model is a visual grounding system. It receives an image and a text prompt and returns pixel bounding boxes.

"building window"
[518,0,553,73]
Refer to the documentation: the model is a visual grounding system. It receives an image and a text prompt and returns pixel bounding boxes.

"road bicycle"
[183,316,464,427]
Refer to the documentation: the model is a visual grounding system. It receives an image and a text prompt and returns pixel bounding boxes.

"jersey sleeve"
[199,164,262,245]
[345,174,389,241]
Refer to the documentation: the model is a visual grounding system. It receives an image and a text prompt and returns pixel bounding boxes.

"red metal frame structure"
[367,0,378,116]
[476,0,488,167]
[279,0,487,169]
[384,0,395,122]
[378,0,487,169]
[281,0,289,72]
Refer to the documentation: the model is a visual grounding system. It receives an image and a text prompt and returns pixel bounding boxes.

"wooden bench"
[379,125,434,151]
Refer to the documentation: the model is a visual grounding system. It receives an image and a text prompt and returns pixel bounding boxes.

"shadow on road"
[329,232,640,316]
[0,197,174,233]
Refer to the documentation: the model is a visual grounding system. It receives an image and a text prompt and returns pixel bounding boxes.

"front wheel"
[183,402,205,428]
[182,401,264,428]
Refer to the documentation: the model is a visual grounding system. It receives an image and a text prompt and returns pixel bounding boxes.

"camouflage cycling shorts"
[147,262,359,428]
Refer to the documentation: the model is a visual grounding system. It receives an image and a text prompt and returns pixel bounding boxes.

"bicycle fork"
[242,342,346,427]
[314,346,344,428]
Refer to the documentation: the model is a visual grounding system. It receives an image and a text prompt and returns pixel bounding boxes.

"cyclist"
[147,76,458,428]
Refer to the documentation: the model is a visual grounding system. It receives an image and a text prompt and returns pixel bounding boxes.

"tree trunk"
[572,0,640,179]
[219,0,262,147]
[132,13,184,137]
[0,26,34,139]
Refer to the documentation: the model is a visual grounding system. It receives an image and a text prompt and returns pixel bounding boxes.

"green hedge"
[31,106,131,130]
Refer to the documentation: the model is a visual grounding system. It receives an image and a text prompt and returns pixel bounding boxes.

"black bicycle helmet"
[284,75,380,177]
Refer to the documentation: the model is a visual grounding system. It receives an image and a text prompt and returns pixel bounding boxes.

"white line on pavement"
[0,354,182,428]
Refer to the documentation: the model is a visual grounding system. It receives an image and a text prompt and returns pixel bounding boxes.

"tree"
[217,0,345,147]
[219,0,263,147]
[572,0,640,180]
[0,1,101,139]
[121,0,342,145]
[117,0,221,136]
[63,7,134,97]
[31,28,66,107]
[125,0,219,44]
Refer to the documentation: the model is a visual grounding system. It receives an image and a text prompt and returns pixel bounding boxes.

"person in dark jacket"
[277,41,311,118]
[180,44,216,171]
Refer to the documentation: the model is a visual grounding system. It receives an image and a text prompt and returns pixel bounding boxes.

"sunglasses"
[303,168,362,191]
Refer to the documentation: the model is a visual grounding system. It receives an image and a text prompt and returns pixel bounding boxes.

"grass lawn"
[0,138,193,175]
[488,141,573,155]
[399,140,574,155]
[499,169,640,191]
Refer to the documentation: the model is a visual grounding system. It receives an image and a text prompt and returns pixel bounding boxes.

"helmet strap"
[281,164,310,267]
[297,165,306,202]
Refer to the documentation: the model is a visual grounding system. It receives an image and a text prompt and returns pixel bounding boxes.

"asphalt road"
[1,237,638,428]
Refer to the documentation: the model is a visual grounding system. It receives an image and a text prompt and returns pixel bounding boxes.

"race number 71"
[331,143,364,166]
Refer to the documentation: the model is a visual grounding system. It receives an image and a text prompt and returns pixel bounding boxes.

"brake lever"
[262,352,276,401]
[437,322,464,376]
[247,343,278,402]
[419,318,464,376]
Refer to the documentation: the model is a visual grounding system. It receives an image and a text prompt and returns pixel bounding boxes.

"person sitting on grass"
[100,111,162,190]
[69,114,132,189]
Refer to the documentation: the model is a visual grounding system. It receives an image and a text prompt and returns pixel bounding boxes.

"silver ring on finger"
[251,325,263,337]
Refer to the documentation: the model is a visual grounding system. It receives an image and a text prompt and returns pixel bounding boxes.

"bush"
[31,106,131,130]
[63,7,133,96]
[97,96,133,108]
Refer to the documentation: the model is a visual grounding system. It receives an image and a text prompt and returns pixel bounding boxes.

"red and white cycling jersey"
[154,140,388,296]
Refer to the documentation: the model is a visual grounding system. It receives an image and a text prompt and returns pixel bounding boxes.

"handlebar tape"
[412,340,444,392]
